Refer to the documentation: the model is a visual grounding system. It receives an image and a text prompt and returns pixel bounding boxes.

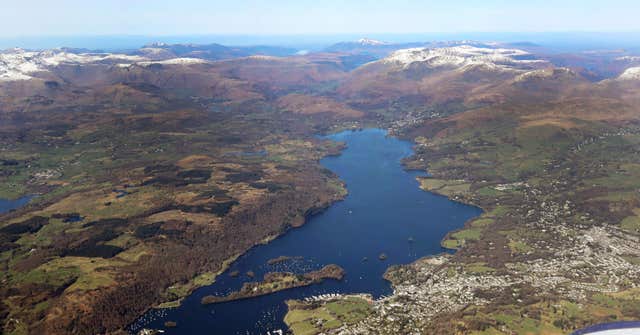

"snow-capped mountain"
[0,49,149,81]
[0,48,210,82]
[382,45,546,72]
[0,43,303,82]
[356,38,389,46]
[618,67,640,80]
[339,44,558,108]
[514,67,576,82]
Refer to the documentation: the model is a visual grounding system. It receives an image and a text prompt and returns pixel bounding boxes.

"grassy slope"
[0,60,359,334]
[400,101,640,333]
[285,76,640,334]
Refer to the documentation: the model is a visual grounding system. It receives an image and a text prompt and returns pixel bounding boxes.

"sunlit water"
[572,321,640,335]
[130,128,482,334]
[0,195,33,214]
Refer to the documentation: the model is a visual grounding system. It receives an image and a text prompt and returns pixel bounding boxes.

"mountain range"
[2,39,640,335]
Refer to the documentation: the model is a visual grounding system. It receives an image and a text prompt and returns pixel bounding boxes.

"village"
[295,180,640,334]
[284,122,640,334]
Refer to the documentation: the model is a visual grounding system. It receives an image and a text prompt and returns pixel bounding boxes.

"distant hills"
[324,38,424,56]
[133,42,297,60]
[2,37,640,335]
[2,39,640,85]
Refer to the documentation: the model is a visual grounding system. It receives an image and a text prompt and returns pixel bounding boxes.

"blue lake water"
[0,196,33,214]
[130,128,482,334]
[572,321,640,334]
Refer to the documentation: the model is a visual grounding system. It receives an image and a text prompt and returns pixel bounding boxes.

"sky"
[2,0,640,37]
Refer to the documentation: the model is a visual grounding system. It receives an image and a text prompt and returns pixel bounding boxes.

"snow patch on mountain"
[0,49,147,81]
[616,56,640,62]
[136,47,176,59]
[357,38,388,46]
[244,55,284,61]
[382,45,545,71]
[514,67,575,82]
[0,48,215,81]
[138,58,208,66]
[618,67,640,80]
[39,51,144,66]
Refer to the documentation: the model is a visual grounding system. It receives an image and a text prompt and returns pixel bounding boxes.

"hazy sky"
[2,0,640,37]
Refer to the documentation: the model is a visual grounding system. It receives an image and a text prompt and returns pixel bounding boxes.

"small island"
[267,255,303,265]
[201,264,344,305]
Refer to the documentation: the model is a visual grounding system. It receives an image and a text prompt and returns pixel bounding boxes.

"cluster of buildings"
[310,179,640,334]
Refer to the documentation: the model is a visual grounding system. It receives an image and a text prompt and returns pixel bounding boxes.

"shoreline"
[128,136,351,331]
[200,265,345,305]
[280,128,486,334]
[132,127,484,334]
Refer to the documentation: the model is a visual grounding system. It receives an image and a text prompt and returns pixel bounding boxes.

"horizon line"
[1,31,640,39]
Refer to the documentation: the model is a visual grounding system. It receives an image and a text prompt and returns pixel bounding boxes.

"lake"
[0,195,33,214]
[572,321,640,335]
[130,128,482,334]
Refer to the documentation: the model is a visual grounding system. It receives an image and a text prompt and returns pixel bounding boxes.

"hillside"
[0,45,361,334]
[2,42,640,335]
[287,47,640,335]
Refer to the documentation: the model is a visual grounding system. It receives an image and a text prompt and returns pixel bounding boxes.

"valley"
[128,128,480,335]
[1,39,640,335]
